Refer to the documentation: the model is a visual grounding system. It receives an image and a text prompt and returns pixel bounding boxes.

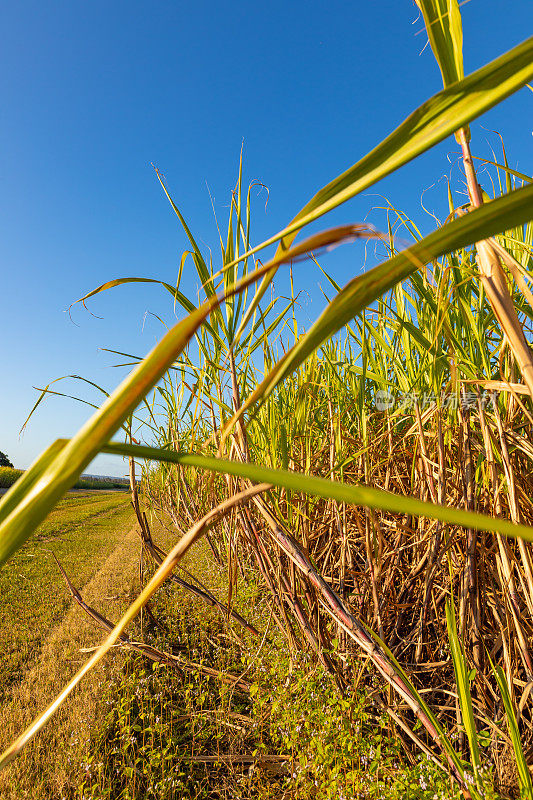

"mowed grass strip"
[0,492,134,701]
[0,523,142,800]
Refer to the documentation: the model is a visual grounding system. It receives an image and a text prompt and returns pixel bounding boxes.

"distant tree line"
[0,452,13,469]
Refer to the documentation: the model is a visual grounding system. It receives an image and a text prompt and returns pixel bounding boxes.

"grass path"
[0,502,278,799]
[0,492,138,798]
[0,492,134,701]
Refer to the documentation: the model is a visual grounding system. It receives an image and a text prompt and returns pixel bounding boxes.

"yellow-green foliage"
[0,468,23,489]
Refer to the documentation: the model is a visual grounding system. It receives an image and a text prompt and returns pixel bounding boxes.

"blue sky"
[1,0,531,476]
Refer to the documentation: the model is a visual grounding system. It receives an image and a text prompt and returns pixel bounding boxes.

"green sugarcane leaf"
[491,660,533,797]
[446,600,481,780]
[415,0,465,86]
[98,441,533,545]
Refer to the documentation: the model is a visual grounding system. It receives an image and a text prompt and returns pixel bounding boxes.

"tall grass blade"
[100,441,533,544]
[446,600,481,785]
[491,661,533,798]
[415,0,465,87]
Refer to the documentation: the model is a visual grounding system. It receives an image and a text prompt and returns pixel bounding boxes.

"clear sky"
[1,0,531,476]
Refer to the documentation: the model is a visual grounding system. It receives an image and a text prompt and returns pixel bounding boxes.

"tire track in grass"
[0,493,134,702]
[0,495,133,704]
[0,520,142,799]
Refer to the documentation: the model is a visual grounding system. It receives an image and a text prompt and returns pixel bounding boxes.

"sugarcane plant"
[1,1,533,796]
